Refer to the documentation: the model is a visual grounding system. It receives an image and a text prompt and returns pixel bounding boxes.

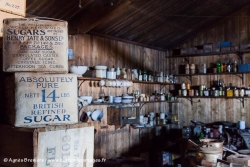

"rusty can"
[188,89,194,96]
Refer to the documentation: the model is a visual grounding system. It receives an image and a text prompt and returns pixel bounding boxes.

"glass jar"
[234,88,239,97]
[240,88,245,97]
[226,88,233,97]
[182,126,191,138]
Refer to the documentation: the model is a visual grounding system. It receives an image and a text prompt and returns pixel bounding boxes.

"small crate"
[213,42,220,52]
[238,64,250,72]
[107,106,139,128]
[203,43,213,53]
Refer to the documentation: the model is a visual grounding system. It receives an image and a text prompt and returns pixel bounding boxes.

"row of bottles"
[216,58,238,73]
[179,79,250,97]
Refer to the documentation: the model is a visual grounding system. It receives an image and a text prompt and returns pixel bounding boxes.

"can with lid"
[186,83,190,90]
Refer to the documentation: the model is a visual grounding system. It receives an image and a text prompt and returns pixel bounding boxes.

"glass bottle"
[142,69,147,81]
[217,59,221,73]
[138,70,142,81]
[227,60,232,72]
[233,61,238,72]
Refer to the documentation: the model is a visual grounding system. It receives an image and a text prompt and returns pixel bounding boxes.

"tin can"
[190,64,195,74]
[186,83,190,90]
[188,89,194,96]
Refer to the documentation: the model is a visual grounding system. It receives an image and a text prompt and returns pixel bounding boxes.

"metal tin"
[188,89,194,96]
[186,83,190,90]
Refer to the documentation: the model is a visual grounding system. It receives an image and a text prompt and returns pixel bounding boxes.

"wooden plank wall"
[68,34,177,159]
[176,8,250,127]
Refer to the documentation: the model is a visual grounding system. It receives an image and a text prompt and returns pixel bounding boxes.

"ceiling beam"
[69,0,131,34]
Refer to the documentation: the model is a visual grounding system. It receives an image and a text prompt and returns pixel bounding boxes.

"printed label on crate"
[2,18,68,73]
[0,0,26,16]
[37,126,94,167]
[14,73,78,127]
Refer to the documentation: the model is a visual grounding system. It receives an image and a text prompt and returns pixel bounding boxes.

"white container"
[95,66,107,78]
[107,71,116,79]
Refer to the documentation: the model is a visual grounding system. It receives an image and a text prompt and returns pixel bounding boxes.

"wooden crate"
[0,0,26,16]
[2,18,68,73]
[0,124,94,167]
[0,11,23,37]
[4,72,78,127]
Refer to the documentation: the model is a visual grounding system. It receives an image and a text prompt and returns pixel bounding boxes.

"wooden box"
[2,18,69,73]
[107,106,139,128]
[0,0,26,16]
[0,124,94,167]
[4,72,78,127]
[0,11,23,37]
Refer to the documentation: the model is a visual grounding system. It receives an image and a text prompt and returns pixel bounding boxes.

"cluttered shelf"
[166,49,250,58]
[77,77,179,85]
[87,100,179,106]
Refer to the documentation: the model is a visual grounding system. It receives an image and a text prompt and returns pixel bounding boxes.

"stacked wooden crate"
[0,8,94,167]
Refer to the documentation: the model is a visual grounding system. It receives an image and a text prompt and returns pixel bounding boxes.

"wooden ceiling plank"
[59,0,94,20]
[76,0,131,34]
[88,31,167,52]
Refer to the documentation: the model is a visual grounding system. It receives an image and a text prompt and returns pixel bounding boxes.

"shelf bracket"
[238,97,245,108]
[185,75,192,84]
[78,80,85,89]
[236,52,244,64]
[186,98,193,106]
[160,84,168,91]
[139,102,146,110]
[234,73,244,85]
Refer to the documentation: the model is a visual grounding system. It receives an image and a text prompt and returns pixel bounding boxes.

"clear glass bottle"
[138,70,142,81]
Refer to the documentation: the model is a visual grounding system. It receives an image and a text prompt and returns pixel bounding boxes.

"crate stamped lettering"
[5,73,78,127]
[3,18,68,73]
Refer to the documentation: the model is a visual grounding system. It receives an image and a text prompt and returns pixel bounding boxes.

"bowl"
[79,96,92,104]
[91,109,103,121]
[70,65,88,76]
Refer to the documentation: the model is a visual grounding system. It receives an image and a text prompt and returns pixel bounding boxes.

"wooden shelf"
[87,100,179,106]
[166,49,250,58]
[77,77,180,85]
[177,96,247,107]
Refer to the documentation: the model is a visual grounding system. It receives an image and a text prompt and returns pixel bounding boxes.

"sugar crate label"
[37,126,94,167]
[14,73,78,127]
[2,18,68,73]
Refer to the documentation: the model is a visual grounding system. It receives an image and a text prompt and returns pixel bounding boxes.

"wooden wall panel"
[70,34,171,159]
[176,7,250,128]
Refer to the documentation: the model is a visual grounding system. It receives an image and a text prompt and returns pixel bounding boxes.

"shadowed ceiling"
[26,0,250,51]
